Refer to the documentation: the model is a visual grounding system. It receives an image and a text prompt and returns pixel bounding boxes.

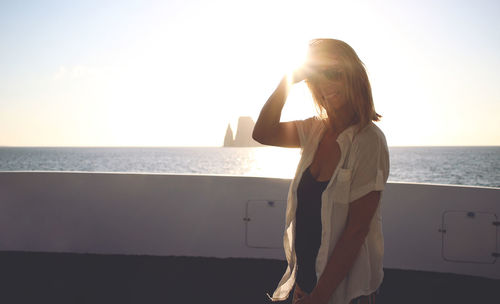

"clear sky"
[1,0,499,147]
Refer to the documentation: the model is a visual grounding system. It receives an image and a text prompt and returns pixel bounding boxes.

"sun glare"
[272,41,316,122]
[284,42,309,87]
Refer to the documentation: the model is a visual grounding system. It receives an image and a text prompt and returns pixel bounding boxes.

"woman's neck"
[327,106,356,134]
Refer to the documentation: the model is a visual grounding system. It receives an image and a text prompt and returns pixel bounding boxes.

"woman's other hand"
[292,284,311,304]
[295,293,325,304]
[292,284,307,303]
[293,284,326,304]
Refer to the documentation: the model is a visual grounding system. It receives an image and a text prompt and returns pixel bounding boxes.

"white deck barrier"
[0,172,498,279]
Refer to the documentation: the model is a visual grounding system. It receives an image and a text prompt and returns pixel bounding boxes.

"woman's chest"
[308,134,341,182]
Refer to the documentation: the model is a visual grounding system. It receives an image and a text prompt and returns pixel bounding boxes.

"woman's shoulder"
[353,122,388,149]
[305,115,324,125]
[296,116,324,133]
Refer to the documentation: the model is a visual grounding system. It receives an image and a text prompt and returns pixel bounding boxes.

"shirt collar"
[328,123,357,147]
[339,124,357,143]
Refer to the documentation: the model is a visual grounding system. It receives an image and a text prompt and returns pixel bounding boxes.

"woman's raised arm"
[252,75,301,148]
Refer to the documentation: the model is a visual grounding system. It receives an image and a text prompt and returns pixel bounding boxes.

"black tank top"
[295,166,329,294]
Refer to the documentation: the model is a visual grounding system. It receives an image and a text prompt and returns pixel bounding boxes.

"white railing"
[0,172,498,279]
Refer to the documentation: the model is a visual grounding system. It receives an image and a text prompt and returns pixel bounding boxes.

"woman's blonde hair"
[305,39,381,131]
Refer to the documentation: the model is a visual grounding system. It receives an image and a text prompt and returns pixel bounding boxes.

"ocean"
[0,146,499,188]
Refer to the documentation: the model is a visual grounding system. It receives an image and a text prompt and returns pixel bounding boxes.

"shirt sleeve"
[349,130,390,203]
[294,117,318,148]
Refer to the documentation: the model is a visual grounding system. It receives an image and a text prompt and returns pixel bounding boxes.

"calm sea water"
[0,146,499,188]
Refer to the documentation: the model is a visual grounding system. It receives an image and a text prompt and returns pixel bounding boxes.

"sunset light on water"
[245,147,301,178]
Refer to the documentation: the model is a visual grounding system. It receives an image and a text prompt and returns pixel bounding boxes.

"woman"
[253,39,389,304]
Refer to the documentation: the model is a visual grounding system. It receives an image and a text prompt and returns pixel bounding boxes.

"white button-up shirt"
[268,117,390,304]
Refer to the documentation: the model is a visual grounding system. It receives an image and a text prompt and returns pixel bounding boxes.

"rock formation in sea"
[223,116,263,147]
[223,124,235,147]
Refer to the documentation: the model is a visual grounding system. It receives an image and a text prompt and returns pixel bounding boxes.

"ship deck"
[1,251,497,304]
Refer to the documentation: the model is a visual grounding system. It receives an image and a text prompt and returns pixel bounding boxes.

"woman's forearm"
[311,192,381,304]
[252,76,290,143]
[310,230,366,304]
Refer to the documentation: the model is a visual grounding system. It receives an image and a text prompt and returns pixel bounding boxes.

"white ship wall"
[0,172,498,279]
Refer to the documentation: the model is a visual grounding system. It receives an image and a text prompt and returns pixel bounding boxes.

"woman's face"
[305,53,347,113]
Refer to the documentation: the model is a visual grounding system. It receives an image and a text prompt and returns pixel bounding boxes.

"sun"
[278,40,317,122]
[282,42,310,87]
